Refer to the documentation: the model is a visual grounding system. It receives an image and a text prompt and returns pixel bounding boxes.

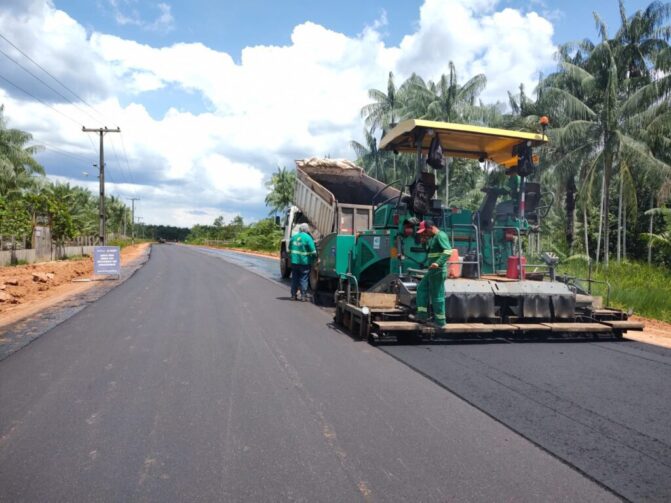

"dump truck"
[326,119,645,343]
[279,158,400,286]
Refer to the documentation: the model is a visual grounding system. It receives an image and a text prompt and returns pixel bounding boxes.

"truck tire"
[280,250,291,279]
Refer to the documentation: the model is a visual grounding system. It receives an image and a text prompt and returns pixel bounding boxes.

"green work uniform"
[289,232,316,265]
[416,230,452,325]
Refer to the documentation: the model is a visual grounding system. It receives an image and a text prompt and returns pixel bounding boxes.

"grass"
[64,254,87,261]
[186,238,279,254]
[107,238,152,249]
[8,259,29,267]
[558,260,671,323]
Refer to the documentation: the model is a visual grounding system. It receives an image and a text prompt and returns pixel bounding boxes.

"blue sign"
[93,246,121,276]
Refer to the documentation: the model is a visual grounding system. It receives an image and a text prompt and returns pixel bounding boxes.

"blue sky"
[0,0,658,226]
[53,0,654,120]
[60,1,655,54]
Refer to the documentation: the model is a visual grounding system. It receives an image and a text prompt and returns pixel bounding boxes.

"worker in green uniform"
[416,219,452,326]
[289,223,317,301]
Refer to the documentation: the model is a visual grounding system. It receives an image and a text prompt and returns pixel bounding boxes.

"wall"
[0,245,96,267]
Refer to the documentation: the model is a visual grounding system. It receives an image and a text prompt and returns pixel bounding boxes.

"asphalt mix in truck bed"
[196,247,671,502]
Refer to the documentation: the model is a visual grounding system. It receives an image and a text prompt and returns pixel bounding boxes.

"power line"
[0,32,113,126]
[107,137,126,185]
[0,34,135,188]
[119,133,137,185]
[107,135,127,184]
[0,46,100,124]
[33,141,93,163]
[0,72,83,126]
[84,132,101,159]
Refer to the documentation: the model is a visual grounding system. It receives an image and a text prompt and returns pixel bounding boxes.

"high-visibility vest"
[289,232,316,265]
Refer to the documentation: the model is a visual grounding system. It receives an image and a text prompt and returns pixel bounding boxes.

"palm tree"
[361,71,399,134]
[350,128,387,181]
[614,0,671,84]
[643,207,671,264]
[423,63,488,123]
[0,105,44,198]
[541,14,671,266]
[264,166,295,216]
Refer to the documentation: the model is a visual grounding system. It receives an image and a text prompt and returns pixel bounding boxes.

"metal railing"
[338,273,360,305]
[564,276,612,306]
[449,223,482,279]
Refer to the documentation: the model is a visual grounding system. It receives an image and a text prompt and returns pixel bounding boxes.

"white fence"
[0,245,96,267]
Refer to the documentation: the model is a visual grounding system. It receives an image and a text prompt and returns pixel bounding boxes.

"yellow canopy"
[379,119,548,168]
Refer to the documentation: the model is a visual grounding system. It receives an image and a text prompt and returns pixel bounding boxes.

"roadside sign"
[93,246,121,276]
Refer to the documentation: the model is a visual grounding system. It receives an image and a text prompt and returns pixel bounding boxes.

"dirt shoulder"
[0,243,150,329]
[625,315,671,349]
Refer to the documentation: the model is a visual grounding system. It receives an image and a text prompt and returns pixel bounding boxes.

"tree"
[423,63,488,123]
[614,0,671,83]
[541,14,671,265]
[643,207,671,265]
[350,128,388,181]
[265,166,295,215]
[0,105,44,198]
[0,197,31,242]
[361,71,399,134]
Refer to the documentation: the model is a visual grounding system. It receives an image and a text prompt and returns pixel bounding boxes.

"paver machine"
[328,119,644,343]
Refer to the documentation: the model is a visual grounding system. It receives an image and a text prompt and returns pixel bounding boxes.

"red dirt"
[626,315,671,349]
[0,243,150,328]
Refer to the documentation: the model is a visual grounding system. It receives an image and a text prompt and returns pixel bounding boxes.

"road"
[190,246,671,502]
[0,244,616,502]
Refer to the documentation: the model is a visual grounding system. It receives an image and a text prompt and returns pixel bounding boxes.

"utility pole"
[128,198,140,244]
[82,126,121,245]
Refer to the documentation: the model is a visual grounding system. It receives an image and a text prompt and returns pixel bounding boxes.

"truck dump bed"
[295,158,400,239]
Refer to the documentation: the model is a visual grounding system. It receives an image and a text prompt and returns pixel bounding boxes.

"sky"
[0,0,655,227]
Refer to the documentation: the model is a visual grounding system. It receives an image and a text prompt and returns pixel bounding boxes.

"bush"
[559,260,671,323]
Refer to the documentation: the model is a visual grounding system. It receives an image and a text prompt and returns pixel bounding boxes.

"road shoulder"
[0,244,151,361]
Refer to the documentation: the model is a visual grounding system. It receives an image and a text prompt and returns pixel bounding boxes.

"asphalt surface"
[0,247,150,362]
[0,244,615,502]
[195,247,671,502]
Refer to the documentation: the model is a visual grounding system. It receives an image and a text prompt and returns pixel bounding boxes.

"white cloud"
[106,0,174,32]
[396,0,555,102]
[0,0,556,227]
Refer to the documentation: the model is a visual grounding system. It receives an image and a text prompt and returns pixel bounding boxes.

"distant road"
[0,244,613,502]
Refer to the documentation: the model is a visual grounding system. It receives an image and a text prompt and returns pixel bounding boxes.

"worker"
[416,219,452,326]
[402,219,416,237]
[289,223,317,301]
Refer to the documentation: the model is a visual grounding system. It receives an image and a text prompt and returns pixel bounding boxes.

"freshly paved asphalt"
[0,244,615,502]
[195,246,671,502]
[383,341,671,502]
